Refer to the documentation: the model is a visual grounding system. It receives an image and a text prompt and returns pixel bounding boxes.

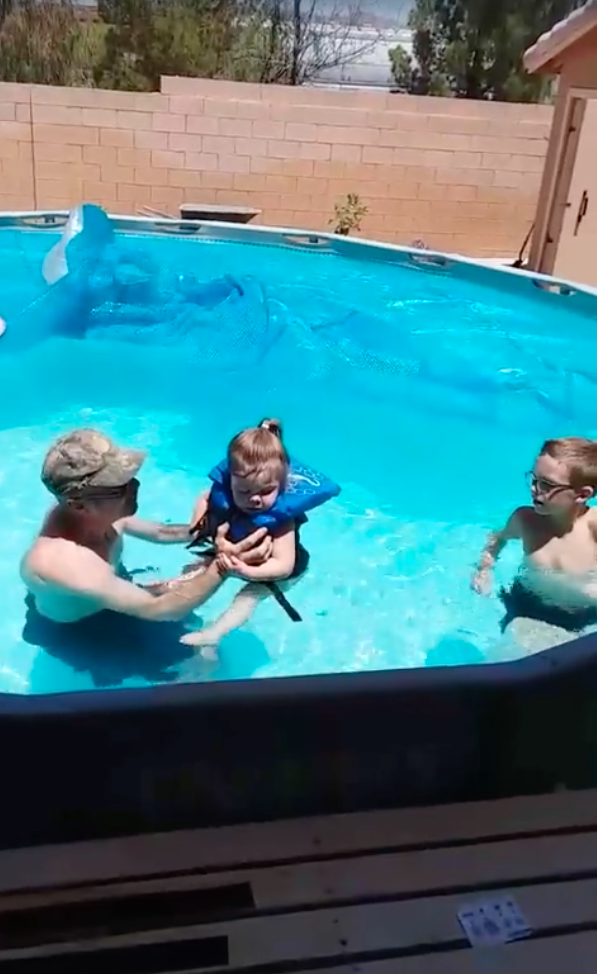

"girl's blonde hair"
[228,418,289,484]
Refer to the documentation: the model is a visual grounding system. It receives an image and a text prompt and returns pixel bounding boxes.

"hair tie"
[259,418,282,438]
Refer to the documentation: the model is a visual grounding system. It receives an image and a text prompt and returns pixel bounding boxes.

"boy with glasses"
[472,437,597,639]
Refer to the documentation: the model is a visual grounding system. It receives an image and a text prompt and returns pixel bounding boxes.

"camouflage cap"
[41,429,146,498]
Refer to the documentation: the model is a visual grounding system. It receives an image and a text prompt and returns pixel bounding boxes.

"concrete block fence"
[0,77,553,256]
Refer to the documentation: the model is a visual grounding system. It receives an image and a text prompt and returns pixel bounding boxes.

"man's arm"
[43,547,223,622]
[116,490,212,545]
[117,517,193,545]
[190,491,209,528]
[471,508,523,594]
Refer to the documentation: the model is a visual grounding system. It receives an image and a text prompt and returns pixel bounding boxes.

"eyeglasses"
[65,477,140,501]
[525,471,573,496]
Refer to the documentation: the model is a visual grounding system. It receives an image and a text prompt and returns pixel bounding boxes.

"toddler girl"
[181,419,311,657]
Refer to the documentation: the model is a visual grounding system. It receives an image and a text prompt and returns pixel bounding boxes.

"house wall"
[528,25,597,271]
[0,78,553,257]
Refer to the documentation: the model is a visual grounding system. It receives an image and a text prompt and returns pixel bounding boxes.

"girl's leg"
[181,582,269,658]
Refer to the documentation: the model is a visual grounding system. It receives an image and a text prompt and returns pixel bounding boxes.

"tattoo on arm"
[161,524,190,536]
[159,523,193,541]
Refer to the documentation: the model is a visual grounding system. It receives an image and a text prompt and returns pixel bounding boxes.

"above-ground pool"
[1,214,597,696]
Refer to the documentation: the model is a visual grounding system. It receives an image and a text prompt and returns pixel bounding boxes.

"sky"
[316,0,413,27]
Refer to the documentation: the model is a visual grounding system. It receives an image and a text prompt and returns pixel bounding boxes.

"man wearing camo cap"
[21,428,270,625]
[41,429,147,500]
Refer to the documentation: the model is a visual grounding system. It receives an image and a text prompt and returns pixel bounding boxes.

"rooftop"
[524,0,597,73]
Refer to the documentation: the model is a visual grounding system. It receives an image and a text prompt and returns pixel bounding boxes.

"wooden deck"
[1,790,597,972]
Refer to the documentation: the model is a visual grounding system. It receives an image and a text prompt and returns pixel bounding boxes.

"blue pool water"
[1,223,597,694]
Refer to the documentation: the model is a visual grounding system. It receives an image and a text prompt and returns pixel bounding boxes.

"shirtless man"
[472,436,597,647]
[21,429,271,625]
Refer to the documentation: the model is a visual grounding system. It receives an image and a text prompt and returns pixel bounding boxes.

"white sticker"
[457,896,532,947]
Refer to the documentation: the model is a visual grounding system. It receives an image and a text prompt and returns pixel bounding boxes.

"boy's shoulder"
[511,505,535,522]
[508,505,538,534]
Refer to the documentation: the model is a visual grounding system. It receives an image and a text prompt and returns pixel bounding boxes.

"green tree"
[228,4,292,84]
[94,0,291,90]
[95,0,245,91]
[245,0,384,87]
[95,0,381,91]
[390,0,450,95]
[0,0,97,85]
[389,0,584,101]
[0,0,14,25]
[285,0,382,86]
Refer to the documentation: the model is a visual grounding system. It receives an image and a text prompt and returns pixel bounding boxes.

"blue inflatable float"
[4,204,280,368]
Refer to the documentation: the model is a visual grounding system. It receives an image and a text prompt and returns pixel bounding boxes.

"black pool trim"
[1,632,597,850]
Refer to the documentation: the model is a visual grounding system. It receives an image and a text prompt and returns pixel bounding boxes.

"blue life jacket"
[208,457,340,542]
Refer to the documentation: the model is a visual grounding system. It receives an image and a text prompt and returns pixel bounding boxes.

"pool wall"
[2,212,597,850]
[2,634,597,850]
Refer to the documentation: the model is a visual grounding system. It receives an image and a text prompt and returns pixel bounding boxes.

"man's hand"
[214,523,273,566]
[216,552,258,580]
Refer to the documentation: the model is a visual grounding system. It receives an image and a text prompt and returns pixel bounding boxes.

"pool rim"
[1,208,596,306]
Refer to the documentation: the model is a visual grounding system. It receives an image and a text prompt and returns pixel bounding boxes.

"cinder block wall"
[0,78,552,257]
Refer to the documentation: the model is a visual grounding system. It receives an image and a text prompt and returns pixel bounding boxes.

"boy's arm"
[579,513,597,601]
[472,509,523,594]
[219,523,296,582]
